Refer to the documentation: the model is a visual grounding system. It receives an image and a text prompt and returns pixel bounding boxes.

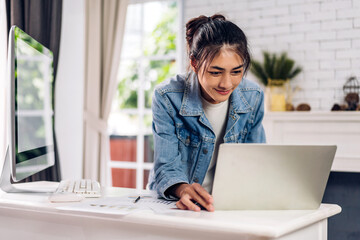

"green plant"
[250,51,302,86]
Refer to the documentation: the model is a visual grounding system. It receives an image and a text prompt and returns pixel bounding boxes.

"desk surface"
[0,182,341,240]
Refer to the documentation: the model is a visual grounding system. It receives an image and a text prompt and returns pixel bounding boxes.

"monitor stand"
[0,146,58,193]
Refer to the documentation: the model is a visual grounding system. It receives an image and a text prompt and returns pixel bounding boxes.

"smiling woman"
[148,14,266,212]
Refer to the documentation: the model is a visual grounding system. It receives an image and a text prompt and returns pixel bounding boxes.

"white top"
[201,97,229,194]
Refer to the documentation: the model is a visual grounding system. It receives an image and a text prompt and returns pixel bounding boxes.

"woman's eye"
[209,71,222,76]
[232,70,242,75]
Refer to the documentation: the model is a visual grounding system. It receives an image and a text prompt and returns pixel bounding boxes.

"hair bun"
[185,15,208,53]
[186,14,226,54]
[209,14,226,21]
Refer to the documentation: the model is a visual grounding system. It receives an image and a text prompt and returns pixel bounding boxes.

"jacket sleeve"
[150,89,189,200]
[246,89,266,143]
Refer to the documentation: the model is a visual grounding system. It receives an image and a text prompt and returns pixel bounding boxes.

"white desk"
[0,182,341,240]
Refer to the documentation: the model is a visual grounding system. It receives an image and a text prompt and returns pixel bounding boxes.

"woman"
[148,14,266,212]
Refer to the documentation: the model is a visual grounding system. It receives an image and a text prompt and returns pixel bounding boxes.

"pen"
[134,196,141,203]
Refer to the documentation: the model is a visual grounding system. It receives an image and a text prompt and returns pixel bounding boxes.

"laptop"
[212,144,336,210]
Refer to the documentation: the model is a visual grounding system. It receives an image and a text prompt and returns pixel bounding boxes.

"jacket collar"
[179,71,252,116]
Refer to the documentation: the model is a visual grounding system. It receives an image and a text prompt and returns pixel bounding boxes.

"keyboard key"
[86,179,92,192]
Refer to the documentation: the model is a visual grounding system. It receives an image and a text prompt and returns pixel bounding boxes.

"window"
[107,0,183,190]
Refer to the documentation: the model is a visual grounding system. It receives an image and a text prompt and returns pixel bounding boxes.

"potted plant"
[251,52,302,111]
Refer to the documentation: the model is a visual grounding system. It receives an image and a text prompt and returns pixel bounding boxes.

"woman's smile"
[215,88,232,95]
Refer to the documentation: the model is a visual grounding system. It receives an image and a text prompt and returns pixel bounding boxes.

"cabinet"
[262,112,360,172]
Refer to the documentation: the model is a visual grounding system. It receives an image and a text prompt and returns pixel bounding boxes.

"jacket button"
[194,178,199,183]
[203,148,208,154]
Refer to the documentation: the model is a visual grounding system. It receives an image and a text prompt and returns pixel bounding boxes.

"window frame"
[107,0,184,190]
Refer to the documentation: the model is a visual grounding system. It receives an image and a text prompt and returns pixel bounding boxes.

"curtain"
[5,0,63,181]
[0,0,8,173]
[83,0,128,184]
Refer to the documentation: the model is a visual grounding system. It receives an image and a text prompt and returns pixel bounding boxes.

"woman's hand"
[171,183,214,212]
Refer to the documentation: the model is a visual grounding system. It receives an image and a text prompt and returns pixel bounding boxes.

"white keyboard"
[55,179,101,198]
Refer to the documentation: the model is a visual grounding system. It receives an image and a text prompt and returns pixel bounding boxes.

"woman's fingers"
[191,183,214,212]
[175,183,214,212]
[176,200,188,210]
[180,194,201,211]
[193,183,213,204]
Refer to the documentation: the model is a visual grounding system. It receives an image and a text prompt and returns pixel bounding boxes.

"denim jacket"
[148,72,266,199]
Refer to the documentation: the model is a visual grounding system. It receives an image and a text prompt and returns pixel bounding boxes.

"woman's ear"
[190,59,197,73]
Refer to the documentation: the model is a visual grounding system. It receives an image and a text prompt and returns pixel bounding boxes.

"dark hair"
[185,14,251,75]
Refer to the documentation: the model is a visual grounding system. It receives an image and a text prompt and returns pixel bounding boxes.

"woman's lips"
[215,89,231,95]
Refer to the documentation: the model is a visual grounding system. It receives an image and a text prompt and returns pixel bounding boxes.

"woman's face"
[195,48,244,104]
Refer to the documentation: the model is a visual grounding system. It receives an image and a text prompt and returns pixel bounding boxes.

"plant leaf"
[250,60,268,85]
[251,51,302,84]
[288,66,302,79]
[281,59,294,79]
[273,52,286,79]
[263,51,273,79]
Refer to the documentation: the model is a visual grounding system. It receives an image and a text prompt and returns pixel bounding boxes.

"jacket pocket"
[176,127,201,174]
[176,127,200,148]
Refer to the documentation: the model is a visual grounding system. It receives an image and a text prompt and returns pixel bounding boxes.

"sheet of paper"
[133,196,177,213]
[57,194,177,215]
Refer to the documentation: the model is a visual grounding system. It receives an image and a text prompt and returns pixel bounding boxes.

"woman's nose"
[218,74,232,89]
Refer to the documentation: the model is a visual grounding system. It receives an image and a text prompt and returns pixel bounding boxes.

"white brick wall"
[183,0,360,111]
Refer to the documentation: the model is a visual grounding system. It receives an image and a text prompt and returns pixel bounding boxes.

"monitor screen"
[11,26,55,181]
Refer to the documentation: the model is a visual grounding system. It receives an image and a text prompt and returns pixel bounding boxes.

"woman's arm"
[152,89,214,211]
[151,89,189,199]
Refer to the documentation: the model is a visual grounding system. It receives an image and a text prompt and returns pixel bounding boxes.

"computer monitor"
[0,26,56,192]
